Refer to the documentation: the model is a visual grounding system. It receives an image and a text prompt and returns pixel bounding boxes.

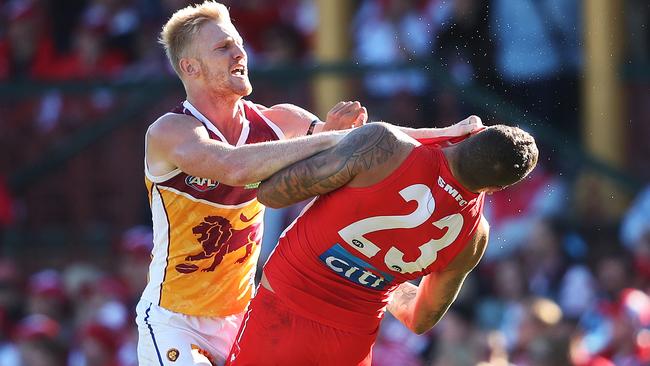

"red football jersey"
[263,136,485,333]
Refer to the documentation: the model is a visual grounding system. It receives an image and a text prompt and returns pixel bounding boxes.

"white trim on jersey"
[144,113,183,184]
[157,185,259,210]
[145,166,182,184]
[243,101,286,141]
[182,100,251,147]
[141,185,171,306]
[234,100,251,147]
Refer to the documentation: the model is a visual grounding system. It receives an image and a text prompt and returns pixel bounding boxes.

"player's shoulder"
[363,122,419,149]
[147,112,203,142]
[264,103,310,114]
[342,123,417,156]
[373,121,411,136]
[260,103,317,123]
[257,103,317,138]
[344,123,418,187]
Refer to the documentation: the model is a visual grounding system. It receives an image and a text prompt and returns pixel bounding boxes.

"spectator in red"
[0,176,14,228]
[47,21,128,80]
[13,314,68,366]
[70,322,123,366]
[26,269,68,322]
[0,0,58,80]
[572,288,650,366]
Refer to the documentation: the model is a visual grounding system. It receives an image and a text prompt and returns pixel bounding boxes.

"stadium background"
[0,0,649,365]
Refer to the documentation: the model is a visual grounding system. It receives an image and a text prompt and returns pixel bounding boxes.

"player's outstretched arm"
[146,113,346,187]
[257,123,411,208]
[387,217,489,335]
[396,115,484,140]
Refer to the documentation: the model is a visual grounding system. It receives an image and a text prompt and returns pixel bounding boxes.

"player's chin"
[242,85,253,96]
[234,82,252,97]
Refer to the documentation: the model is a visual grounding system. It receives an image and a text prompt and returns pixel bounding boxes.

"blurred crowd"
[1,0,649,365]
[0,0,587,131]
[0,0,317,81]
[0,226,151,366]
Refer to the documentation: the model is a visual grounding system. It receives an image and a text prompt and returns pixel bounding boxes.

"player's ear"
[179,58,200,78]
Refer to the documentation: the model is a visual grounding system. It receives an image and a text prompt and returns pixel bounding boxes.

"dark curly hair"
[454,125,538,191]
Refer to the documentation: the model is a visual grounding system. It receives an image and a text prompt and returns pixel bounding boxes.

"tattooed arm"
[387,217,489,334]
[257,122,415,208]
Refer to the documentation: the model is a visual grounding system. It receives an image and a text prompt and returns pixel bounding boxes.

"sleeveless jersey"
[264,136,485,333]
[142,99,284,317]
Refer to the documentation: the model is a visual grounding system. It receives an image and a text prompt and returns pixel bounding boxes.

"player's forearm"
[387,274,465,335]
[258,123,399,208]
[257,145,344,208]
[178,132,346,187]
[225,131,346,186]
[393,115,483,139]
[396,126,457,139]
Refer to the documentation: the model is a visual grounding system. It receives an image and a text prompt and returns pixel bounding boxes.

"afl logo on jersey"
[185,175,219,192]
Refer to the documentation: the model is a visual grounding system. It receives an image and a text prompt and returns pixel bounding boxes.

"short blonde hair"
[159,1,231,76]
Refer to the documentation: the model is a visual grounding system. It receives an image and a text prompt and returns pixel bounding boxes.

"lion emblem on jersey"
[175,215,257,274]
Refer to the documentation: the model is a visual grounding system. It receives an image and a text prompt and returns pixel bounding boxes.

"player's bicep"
[257,123,399,208]
[148,115,233,179]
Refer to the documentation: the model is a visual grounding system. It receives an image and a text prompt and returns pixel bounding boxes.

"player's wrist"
[306,119,320,135]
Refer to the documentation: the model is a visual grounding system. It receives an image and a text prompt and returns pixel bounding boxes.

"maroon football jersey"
[143,99,284,316]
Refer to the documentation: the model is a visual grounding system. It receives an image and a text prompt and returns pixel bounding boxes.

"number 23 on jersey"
[338,184,464,275]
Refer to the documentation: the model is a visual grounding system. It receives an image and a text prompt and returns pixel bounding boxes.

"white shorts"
[135,299,245,366]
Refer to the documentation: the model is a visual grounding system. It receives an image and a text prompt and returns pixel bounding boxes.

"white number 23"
[337,184,463,274]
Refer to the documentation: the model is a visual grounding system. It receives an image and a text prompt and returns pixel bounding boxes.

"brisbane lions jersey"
[264,135,485,333]
[142,100,283,317]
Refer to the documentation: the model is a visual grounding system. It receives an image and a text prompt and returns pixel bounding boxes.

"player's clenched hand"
[446,115,485,137]
[322,101,368,131]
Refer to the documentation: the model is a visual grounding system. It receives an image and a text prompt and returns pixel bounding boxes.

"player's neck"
[441,147,480,194]
[186,91,245,139]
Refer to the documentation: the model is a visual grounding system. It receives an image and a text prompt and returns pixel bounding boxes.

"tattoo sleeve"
[257,123,399,208]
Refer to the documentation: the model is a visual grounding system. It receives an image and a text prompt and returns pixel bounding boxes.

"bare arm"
[257,123,413,208]
[395,115,484,139]
[261,102,367,139]
[386,217,489,334]
[146,113,346,187]
[262,101,480,141]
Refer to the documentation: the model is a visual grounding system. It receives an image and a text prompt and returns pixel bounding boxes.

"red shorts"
[226,286,376,366]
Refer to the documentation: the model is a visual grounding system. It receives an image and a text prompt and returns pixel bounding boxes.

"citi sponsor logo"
[438,176,467,207]
[319,244,393,290]
[185,175,219,192]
